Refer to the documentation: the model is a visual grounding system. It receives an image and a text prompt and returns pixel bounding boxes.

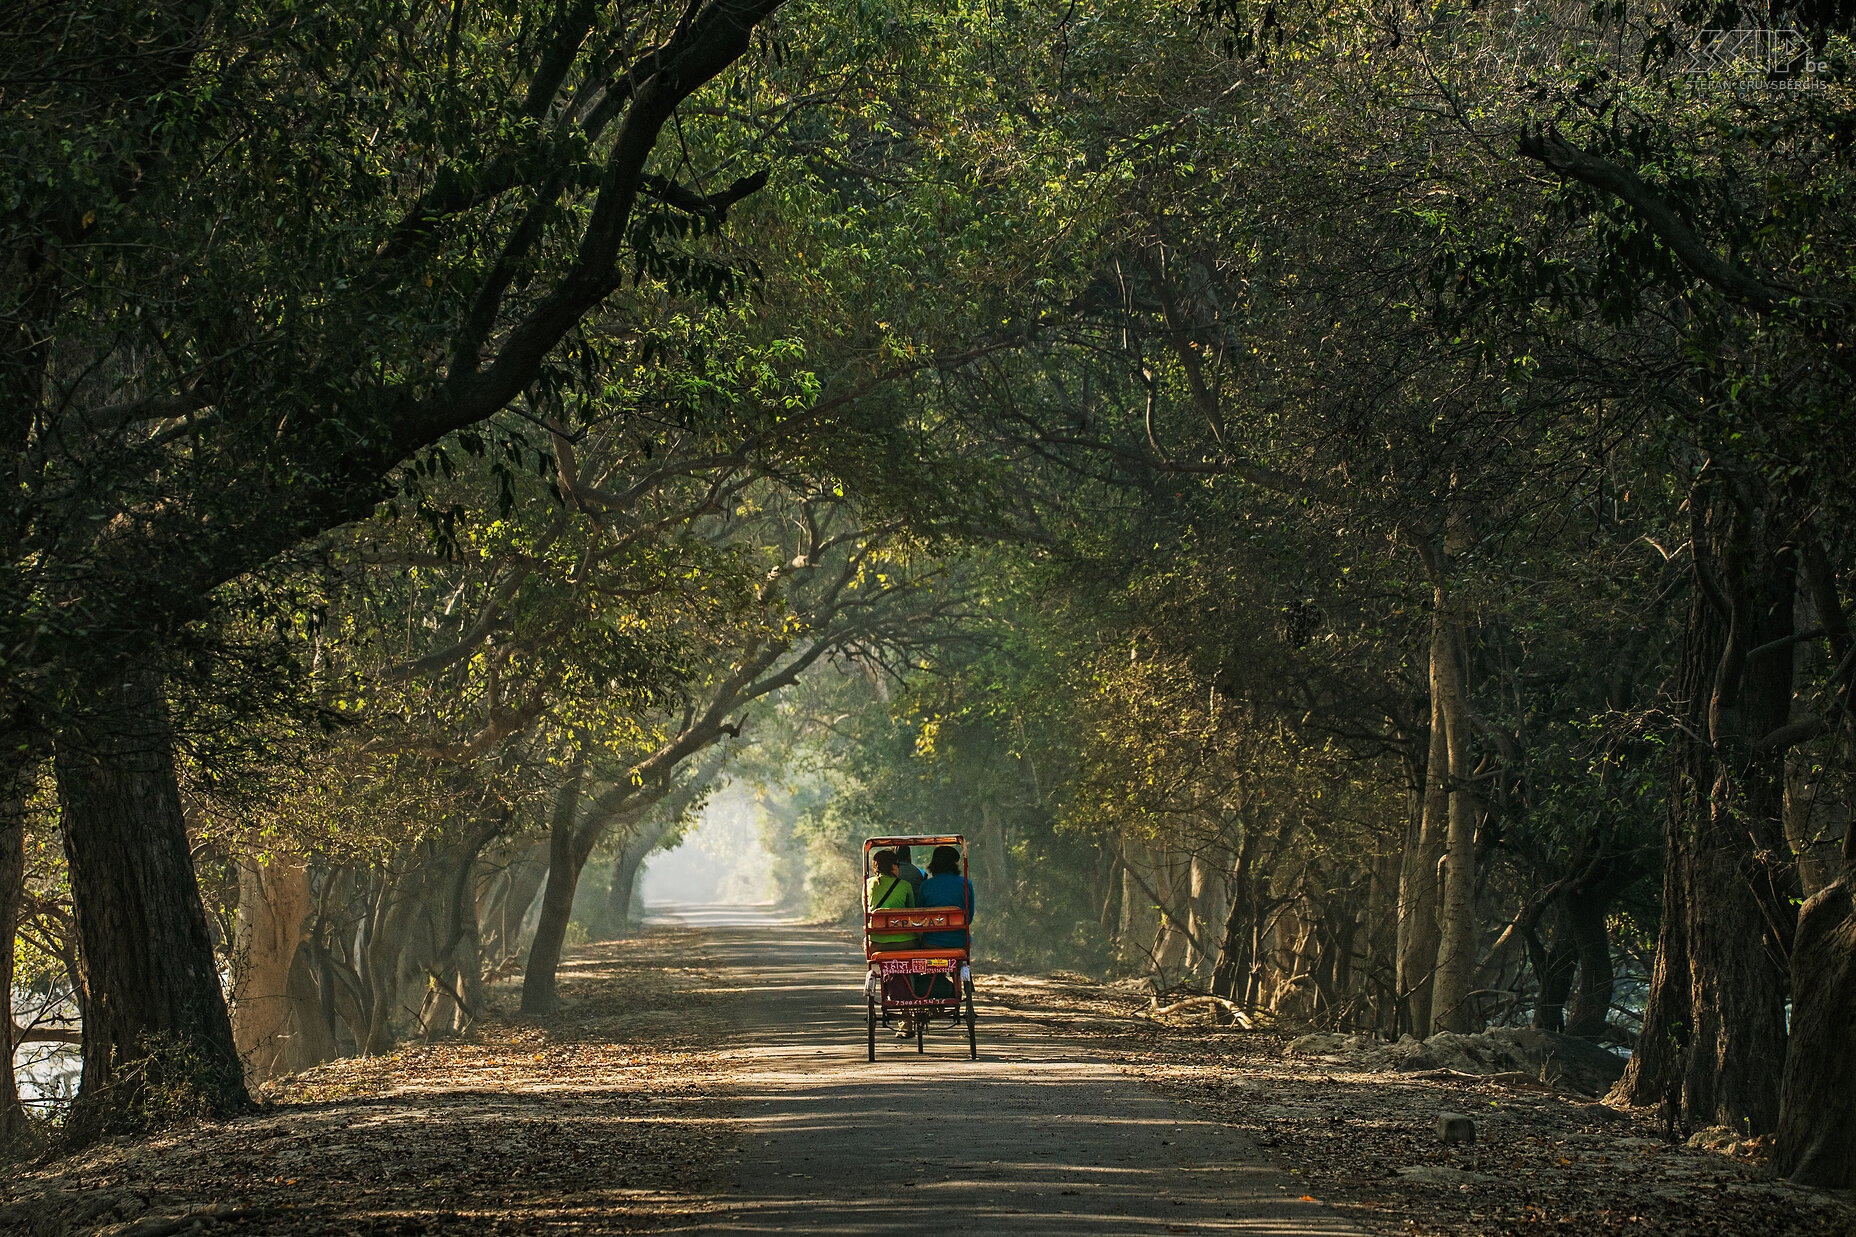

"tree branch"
[1516,125,1849,323]
[639,168,770,222]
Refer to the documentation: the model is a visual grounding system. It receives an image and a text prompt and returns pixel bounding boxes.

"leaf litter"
[975,970,1856,1237]
[8,934,1852,1237]
[0,928,740,1236]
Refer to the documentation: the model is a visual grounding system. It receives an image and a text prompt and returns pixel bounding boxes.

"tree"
[5,0,790,1124]
[0,740,30,1141]
[1509,12,1856,1165]
[517,491,959,1010]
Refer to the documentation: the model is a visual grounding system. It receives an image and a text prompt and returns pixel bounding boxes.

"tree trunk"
[1625,487,1794,1133]
[479,842,549,967]
[1365,847,1402,1036]
[1097,846,1121,941]
[1775,843,1856,1186]
[1528,904,1578,1034]
[521,755,587,1014]
[1327,874,1363,1011]
[1269,910,1318,1021]
[442,874,490,1040]
[1785,763,1849,901]
[1681,511,1794,1134]
[1544,849,1644,1042]
[1563,885,1616,1040]
[525,746,730,1007]
[282,946,337,1066]
[1210,823,1262,1000]
[54,659,249,1131]
[600,834,653,940]
[304,867,366,1054]
[1618,789,1694,1114]
[595,814,683,941]
[229,855,314,1083]
[361,878,399,1056]
[1149,847,1190,976]
[360,853,427,1056]
[1116,837,1157,972]
[313,929,368,1054]
[1397,614,1450,1035]
[976,799,1012,896]
[1773,536,1856,1183]
[1682,782,1791,1133]
[0,740,29,1141]
[1786,540,1853,900]
[1186,850,1226,980]
[1430,587,1479,1034]
[419,820,501,1038]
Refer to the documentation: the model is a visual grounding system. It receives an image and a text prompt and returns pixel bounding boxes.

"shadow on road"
[647,903,1358,1235]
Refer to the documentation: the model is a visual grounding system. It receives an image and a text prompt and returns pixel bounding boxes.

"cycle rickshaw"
[861,835,977,1060]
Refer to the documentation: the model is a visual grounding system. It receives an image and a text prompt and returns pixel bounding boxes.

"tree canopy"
[3,0,1854,1189]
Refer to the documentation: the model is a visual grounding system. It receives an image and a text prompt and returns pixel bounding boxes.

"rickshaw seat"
[865,906,967,933]
[865,946,970,963]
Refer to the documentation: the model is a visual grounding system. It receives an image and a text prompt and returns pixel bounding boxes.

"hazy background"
[638,782,780,908]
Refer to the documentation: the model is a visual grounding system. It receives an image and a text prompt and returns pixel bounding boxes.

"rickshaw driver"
[892,844,927,894]
[867,848,925,1037]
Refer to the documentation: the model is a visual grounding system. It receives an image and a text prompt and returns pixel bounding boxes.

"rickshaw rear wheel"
[866,995,877,1062]
[965,990,977,1059]
[915,1016,925,1053]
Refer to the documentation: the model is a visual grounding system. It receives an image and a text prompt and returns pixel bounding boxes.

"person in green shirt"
[867,849,922,1036]
[866,849,918,944]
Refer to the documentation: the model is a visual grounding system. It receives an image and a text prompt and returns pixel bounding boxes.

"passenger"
[917,845,974,1001]
[867,849,921,1037]
[917,845,973,950]
[866,849,918,942]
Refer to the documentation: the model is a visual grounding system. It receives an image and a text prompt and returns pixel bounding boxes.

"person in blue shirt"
[916,846,973,1003]
[917,845,974,950]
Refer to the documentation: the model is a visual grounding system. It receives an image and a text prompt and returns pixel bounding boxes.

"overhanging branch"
[1516,124,1850,325]
[639,168,770,222]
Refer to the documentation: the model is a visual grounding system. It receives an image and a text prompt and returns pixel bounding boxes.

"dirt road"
[651,904,1355,1235]
[12,907,1848,1237]
[0,907,1359,1237]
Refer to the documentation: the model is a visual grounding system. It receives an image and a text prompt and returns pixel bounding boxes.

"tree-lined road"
[647,904,1358,1235]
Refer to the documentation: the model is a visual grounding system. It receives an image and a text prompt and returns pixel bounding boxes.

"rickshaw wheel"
[915,1016,925,1053]
[866,995,877,1062]
[965,990,977,1059]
